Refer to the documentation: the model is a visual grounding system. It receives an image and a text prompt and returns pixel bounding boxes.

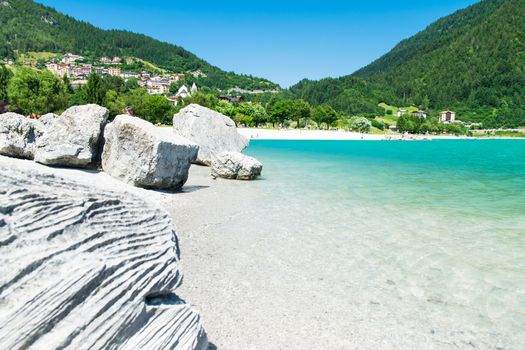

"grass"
[378,102,418,115]
[15,51,61,63]
[126,57,167,74]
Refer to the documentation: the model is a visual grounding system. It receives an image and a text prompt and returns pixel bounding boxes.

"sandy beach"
[237,128,474,141]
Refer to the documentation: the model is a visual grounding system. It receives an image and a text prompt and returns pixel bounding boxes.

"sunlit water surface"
[244,139,525,349]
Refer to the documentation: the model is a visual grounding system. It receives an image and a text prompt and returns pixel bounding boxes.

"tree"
[143,95,175,125]
[235,102,268,127]
[7,67,67,114]
[85,73,107,105]
[0,65,13,103]
[62,74,73,94]
[397,115,416,133]
[311,104,337,129]
[349,117,372,133]
[268,99,311,128]
[125,89,175,125]
[104,90,126,117]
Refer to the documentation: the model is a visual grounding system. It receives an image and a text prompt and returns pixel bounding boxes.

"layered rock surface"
[173,104,249,165]
[211,151,263,180]
[0,157,208,350]
[34,104,109,167]
[0,112,42,159]
[102,115,199,189]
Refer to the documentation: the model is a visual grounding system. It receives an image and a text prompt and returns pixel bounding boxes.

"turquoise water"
[244,140,525,348]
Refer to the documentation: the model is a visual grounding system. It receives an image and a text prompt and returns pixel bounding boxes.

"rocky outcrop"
[102,115,199,189]
[0,157,208,350]
[173,104,249,165]
[211,151,263,180]
[39,112,59,126]
[34,104,109,167]
[0,112,43,159]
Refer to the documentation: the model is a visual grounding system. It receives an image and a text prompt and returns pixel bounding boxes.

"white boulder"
[34,104,109,167]
[102,115,199,189]
[173,104,249,165]
[0,158,208,350]
[0,112,43,159]
[211,151,263,180]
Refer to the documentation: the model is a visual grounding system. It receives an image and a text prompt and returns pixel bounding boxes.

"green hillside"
[290,0,525,127]
[0,0,279,91]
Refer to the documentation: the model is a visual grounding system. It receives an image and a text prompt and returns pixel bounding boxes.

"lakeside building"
[439,111,457,123]
[412,110,428,118]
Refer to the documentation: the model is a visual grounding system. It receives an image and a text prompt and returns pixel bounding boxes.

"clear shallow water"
[244,140,525,349]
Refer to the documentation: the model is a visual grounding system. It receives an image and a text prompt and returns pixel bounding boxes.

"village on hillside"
[42,53,208,105]
[1,53,274,106]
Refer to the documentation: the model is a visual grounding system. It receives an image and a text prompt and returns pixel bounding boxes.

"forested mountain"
[0,0,278,90]
[290,0,525,127]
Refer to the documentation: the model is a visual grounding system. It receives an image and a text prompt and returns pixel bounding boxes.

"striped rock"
[0,158,209,350]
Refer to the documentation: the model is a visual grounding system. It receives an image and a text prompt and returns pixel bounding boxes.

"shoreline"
[237,128,525,141]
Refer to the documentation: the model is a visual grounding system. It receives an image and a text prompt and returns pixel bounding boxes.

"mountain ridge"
[0,0,279,91]
[290,0,525,127]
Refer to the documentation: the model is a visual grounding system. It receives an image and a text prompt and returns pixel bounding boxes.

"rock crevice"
[0,159,208,350]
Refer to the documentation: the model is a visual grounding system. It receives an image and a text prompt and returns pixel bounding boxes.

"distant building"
[396,109,408,117]
[439,111,456,123]
[71,64,92,77]
[219,95,245,103]
[94,67,107,75]
[123,71,140,79]
[147,81,170,95]
[190,83,198,93]
[171,73,185,82]
[111,57,122,64]
[166,96,178,106]
[411,110,428,118]
[99,57,112,65]
[62,53,84,64]
[174,85,191,99]
[70,79,89,88]
[108,67,121,77]
[189,70,207,78]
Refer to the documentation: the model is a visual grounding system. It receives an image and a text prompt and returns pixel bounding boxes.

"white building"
[439,111,457,124]
[62,53,84,64]
[190,83,198,93]
[396,109,408,117]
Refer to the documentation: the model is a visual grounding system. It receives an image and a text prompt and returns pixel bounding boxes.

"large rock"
[211,151,263,180]
[34,104,109,167]
[173,104,249,165]
[0,157,208,350]
[0,112,43,159]
[102,115,199,189]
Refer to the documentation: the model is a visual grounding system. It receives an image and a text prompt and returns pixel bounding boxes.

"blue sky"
[37,0,479,87]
